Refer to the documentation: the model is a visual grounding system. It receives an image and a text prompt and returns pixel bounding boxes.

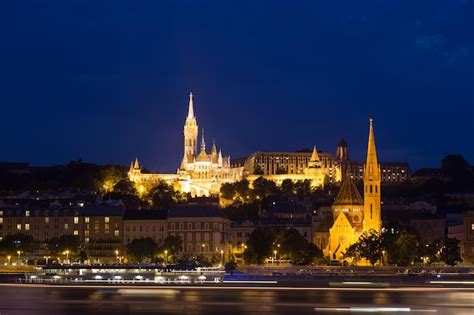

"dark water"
[0,285,472,314]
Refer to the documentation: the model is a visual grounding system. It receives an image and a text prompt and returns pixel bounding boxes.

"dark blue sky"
[1,1,473,172]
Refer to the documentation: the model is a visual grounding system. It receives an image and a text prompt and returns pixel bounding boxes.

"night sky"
[1,1,473,172]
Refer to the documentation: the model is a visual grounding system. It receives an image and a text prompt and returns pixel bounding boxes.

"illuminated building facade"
[129,93,409,197]
[324,118,382,260]
[128,93,242,197]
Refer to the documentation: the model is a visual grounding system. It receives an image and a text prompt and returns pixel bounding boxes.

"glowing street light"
[44,256,51,265]
[7,255,11,265]
[273,250,277,261]
[63,250,70,263]
[164,250,168,264]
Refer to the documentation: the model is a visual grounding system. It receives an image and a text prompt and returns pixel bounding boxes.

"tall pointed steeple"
[364,117,380,180]
[187,92,195,118]
[308,145,322,168]
[133,157,140,170]
[363,116,381,233]
[183,92,198,159]
[211,139,217,155]
[200,128,206,152]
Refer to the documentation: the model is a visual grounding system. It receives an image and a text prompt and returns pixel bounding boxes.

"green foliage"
[244,227,279,264]
[47,235,81,256]
[159,235,183,257]
[344,231,382,266]
[279,228,322,264]
[113,178,137,195]
[440,237,462,266]
[148,181,186,210]
[126,237,157,263]
[243,227,320,265]
[220,182,236,200]
[280,179,294,196]
[225,261,237,275]
[0,234,35,255]
[252,177,278,199]
[77,250,88,263]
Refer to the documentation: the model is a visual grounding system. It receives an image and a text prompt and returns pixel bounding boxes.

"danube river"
[0,284,473,314]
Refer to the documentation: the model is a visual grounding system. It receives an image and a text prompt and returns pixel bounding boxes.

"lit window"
[105,217,110,223]
[45,217,49,223]
[85,230,89,236]
[17,224,22,230]
[85,237,90,243]
[25,224,30,231]
[73,230,79,235]
[472,224,474,231]
[114,230,120,237]
[64,223,69,230]
[25,210,30,217]
[0,211,3,216]
[85,217,90,223]
[74,217,79,224]
[0,218,3,224]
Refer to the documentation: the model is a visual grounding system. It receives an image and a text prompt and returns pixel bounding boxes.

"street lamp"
[115,250,120,264]
[44,256,51,265]
[201,243,205,253]
[273,250,277,262]
[63,250,70,263]
[7,255,11,265]
[220,249,224,265]
[164,250,168,264]
[382,250,385,266]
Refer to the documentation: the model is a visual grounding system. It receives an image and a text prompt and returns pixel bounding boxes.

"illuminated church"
[317,117,382,260]
[128,93,242,196]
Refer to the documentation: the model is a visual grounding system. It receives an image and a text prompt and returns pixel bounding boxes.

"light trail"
[1,283,474,292]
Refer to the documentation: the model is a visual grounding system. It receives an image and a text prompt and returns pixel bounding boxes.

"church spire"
[200,128,206,152]
[364,116,380,180]
[310,145,320,162]
[187,92,194,118]
[363,116,381,234]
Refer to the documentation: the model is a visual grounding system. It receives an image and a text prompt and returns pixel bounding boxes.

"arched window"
[370,185,373,193]
[370,204,373,219]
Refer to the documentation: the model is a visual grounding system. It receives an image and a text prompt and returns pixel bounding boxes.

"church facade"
[318,118,382,260]
[128,93,243,197]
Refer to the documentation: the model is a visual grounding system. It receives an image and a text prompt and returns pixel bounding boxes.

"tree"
[0,234,35,256]
[440,237,462,266]
[244,227,279,264]
[294,180,312,197]
[225,261,237,275]
[47,235,81,257]
[279,228,321,264]
[148,181,178,210]
[234,179,251,200]
[356,231,382,266]
[159,235,183,257]
[441,154,474,191]
[252,177,278,199]
[126,237,157,263]
[113,178,138,195]
[220,182,236,200]
[280,179,294,196]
